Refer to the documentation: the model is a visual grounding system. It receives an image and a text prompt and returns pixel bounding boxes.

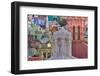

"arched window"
[78,26,80,40]
[73,26,75,40]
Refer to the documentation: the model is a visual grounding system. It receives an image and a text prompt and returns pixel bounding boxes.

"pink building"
[66,16,88,58]
[67,16,87,41]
